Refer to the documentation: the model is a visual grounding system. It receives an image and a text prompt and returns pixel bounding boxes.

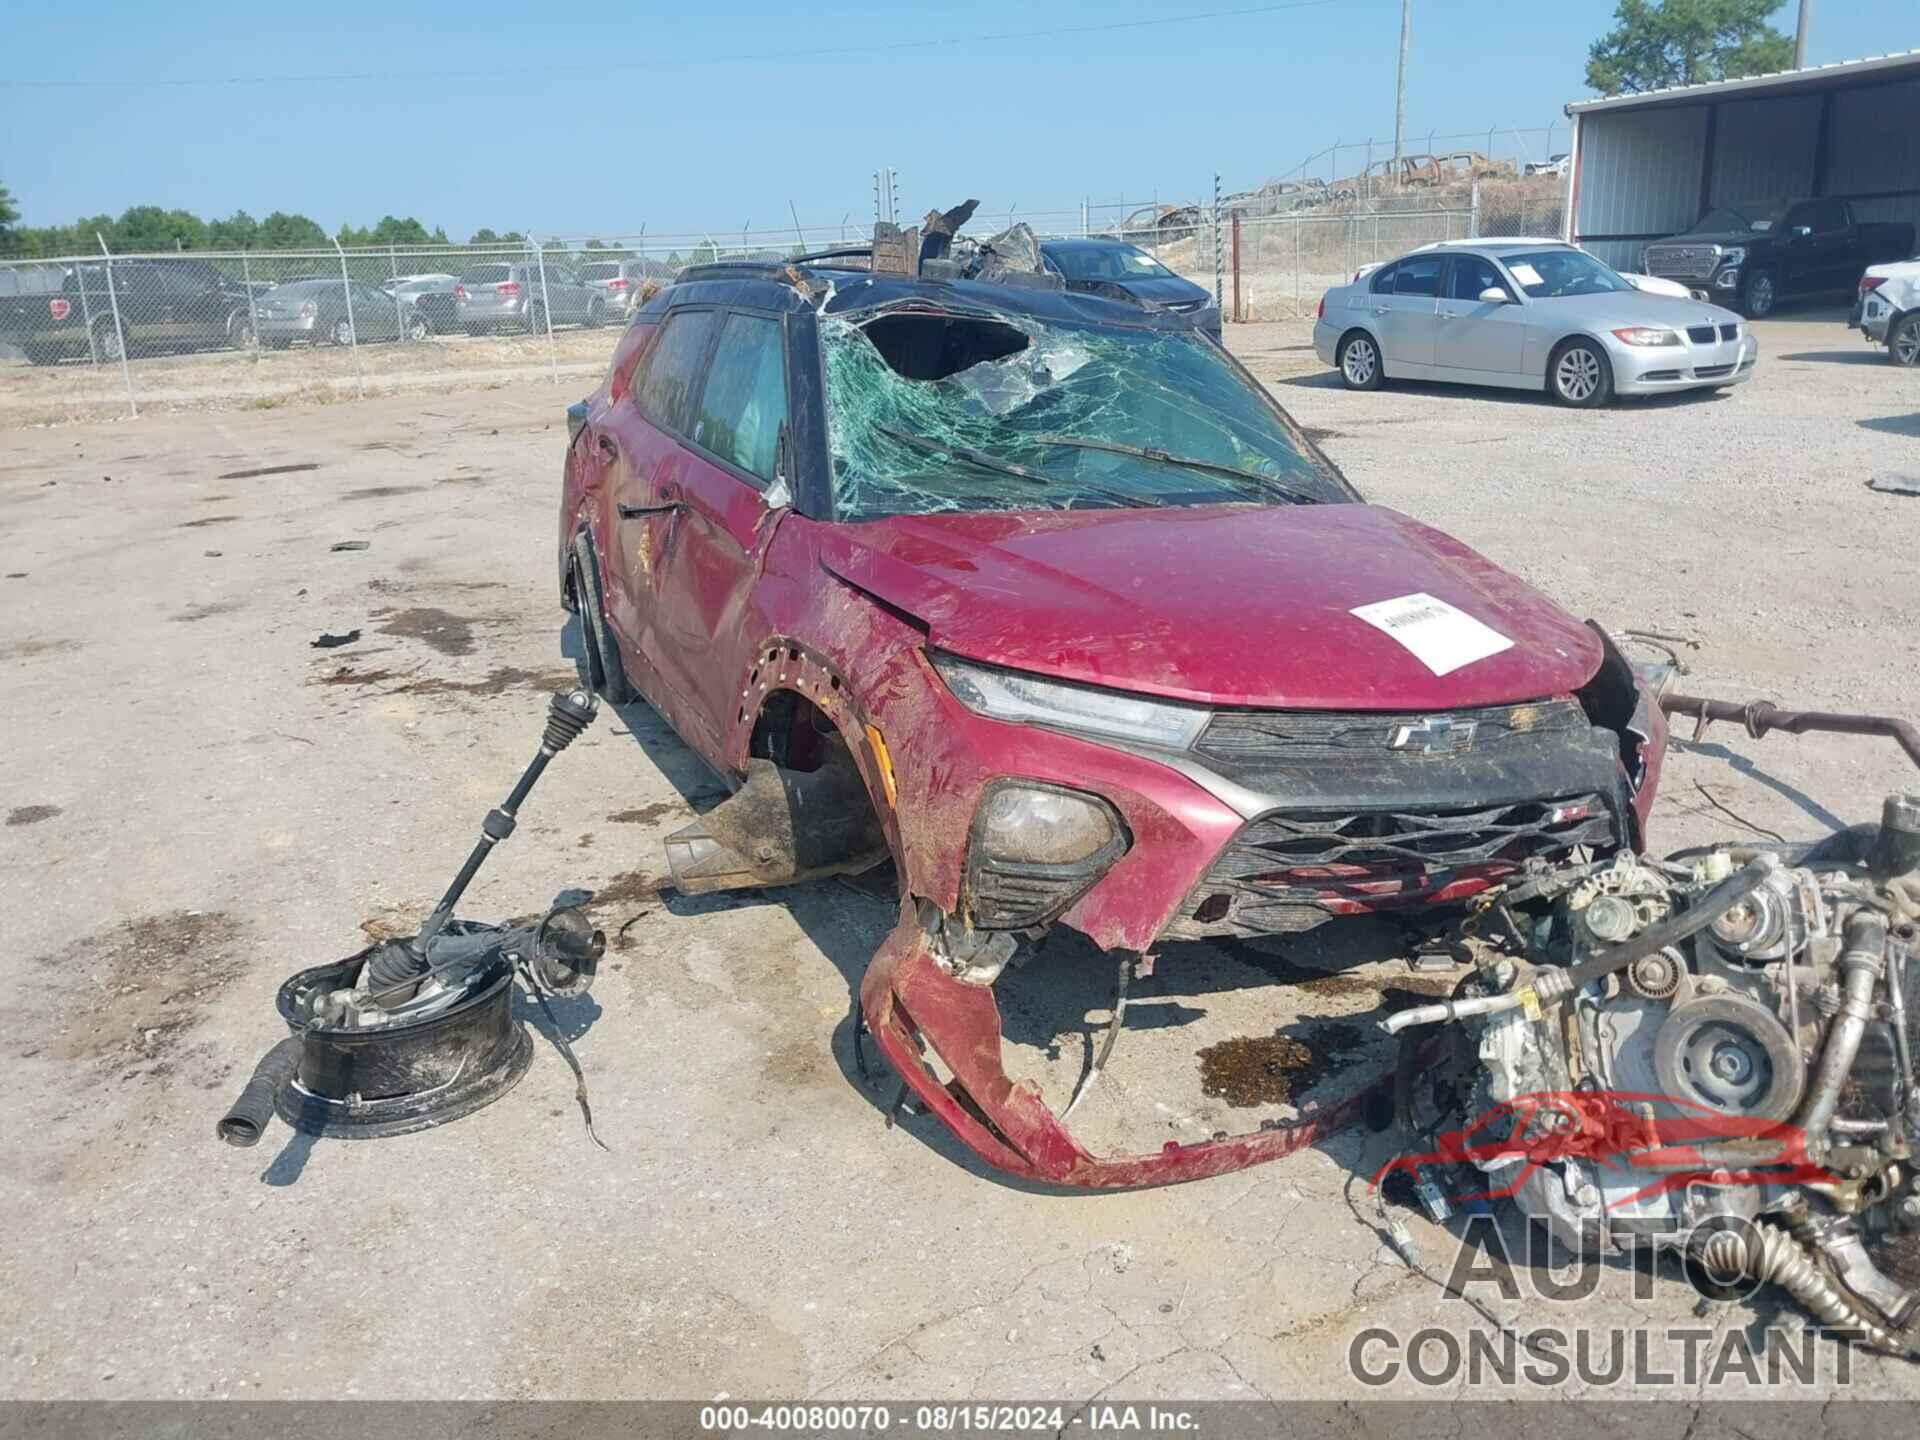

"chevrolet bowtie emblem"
[1391,716,1478,754]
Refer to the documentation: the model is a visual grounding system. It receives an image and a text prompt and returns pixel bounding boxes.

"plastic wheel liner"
[857,908,1398,1188]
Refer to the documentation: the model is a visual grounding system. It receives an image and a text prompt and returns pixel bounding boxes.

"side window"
[1783,202,1819,234]
[632,309,720,435]
[1447,255,1507,300]
[1813,200,1848,233]
[691,313,788,486]
[1394,256,1442,297]
[1369,262,1399,295]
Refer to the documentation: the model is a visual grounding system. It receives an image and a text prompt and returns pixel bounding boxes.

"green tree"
[112,205,210,252]
[255,211,330,249]
[338,214,445,248]
[207,210,260,250]
[0,181,18,255]
[1586,0,1794,95]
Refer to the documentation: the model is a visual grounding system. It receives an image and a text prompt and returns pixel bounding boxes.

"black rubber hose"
[1552,856,1775,1003]
[216,1035,301,1147]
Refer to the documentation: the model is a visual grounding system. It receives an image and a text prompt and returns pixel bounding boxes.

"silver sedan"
[1313,242,1757,407]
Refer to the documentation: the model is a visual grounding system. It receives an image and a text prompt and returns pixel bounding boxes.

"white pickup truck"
[1857,257,1920,366]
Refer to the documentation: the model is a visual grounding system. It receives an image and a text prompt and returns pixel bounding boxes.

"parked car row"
[3,253,681,363]
[1856,257,1920,366]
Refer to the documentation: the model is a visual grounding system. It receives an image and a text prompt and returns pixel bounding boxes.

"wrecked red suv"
[558,260,1668,1187]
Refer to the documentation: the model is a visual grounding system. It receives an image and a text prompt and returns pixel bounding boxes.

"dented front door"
[644,310,792,755]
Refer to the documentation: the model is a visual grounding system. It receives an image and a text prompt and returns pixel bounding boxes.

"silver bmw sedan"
[1312,241,1757,407]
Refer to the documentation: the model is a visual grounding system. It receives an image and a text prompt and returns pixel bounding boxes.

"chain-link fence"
[1223,188,1569,321]
[0,183,1568,421]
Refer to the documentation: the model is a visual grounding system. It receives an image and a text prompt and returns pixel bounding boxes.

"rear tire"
[1336,330,1384,390]
[329,318,353,346]
[525,304,547,335]
[571,532,636,706]
[1547,338,1614,408]
[92,317,124,363]
[1891,314,1920,367]
[585,298,605,329]
[406,312,429,343]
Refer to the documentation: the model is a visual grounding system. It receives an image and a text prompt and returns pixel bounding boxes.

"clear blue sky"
[1,1,1909,243]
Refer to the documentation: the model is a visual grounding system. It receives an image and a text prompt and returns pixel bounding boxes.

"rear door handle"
[617,499,680,519]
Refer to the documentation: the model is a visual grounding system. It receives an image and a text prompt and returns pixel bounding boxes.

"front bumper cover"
[858,910,1399,1187]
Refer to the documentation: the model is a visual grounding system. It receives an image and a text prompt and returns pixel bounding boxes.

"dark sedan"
[1040,238,1221,340]
[253,279,421,348]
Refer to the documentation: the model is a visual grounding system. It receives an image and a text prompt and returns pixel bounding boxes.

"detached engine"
[1387,793,1920,1351]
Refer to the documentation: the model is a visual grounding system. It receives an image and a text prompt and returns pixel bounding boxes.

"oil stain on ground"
[1197,1020,1368,1107]
[344,485,429,501]
[171,599,245,623]
[29,910,245,1084]
[312,662,575,697]
[374,606,475,657]
[179,515,241,529]
[217,463,319,480]
[7,804,61,826]
[607,800,689,827]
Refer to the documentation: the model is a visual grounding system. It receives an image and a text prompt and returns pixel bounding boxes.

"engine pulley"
[1653,993,1804,1122]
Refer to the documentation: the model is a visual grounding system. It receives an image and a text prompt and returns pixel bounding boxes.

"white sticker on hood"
[1349,592,1514,676]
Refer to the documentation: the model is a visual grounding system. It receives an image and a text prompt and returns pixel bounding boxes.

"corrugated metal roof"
[1567,49,1920,115]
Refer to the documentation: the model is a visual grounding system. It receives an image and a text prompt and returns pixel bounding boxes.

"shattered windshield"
[820,307,1342,520]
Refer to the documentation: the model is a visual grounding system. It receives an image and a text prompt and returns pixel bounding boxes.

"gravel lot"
[3,308,1918,1406]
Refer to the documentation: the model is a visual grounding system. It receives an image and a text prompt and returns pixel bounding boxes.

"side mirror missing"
[1478,287,1510,304]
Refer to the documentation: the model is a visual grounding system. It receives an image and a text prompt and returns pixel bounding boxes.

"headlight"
[1718,246,1746,268]
[967,781,1128,930]
[931,652,1210,749]
[978,785,1119,865]
[1611,326,1682,347]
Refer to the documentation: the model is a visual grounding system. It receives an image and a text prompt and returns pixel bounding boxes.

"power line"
[0,0,1354,90]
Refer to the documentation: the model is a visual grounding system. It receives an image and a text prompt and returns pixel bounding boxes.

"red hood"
[816,503,1602,709]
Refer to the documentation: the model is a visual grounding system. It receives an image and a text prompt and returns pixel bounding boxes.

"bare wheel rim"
[408,314,428,341]
[1896,320,1920,365]
[1342,337,1377,385]
[1556,346,1600,400]
[332,319,352,345]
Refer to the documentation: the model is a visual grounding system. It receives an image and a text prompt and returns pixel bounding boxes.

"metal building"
[1563,50,1920,271]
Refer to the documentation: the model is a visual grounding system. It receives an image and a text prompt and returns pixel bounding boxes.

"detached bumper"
[1613,335,1757,394]
[858,912,1394,1188]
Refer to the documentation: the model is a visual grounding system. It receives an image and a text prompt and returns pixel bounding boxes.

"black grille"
[1194,699,1588,767]
[1167,792,1618,939]
[1686,325,1717,345]
[1694,364,1734,379]
[1719,323,1740,341]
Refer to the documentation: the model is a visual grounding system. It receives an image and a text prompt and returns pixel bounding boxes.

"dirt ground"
[3,310,1919,1406]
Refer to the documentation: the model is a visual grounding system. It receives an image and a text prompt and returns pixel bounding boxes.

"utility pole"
[1793,0,1811,69]
[1393,0,1410,165]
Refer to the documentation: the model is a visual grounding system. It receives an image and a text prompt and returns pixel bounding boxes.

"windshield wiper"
[876,426,1160,509]
[1031,435,1322,506]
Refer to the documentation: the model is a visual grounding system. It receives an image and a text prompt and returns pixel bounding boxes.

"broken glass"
[820,306,1344,521]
